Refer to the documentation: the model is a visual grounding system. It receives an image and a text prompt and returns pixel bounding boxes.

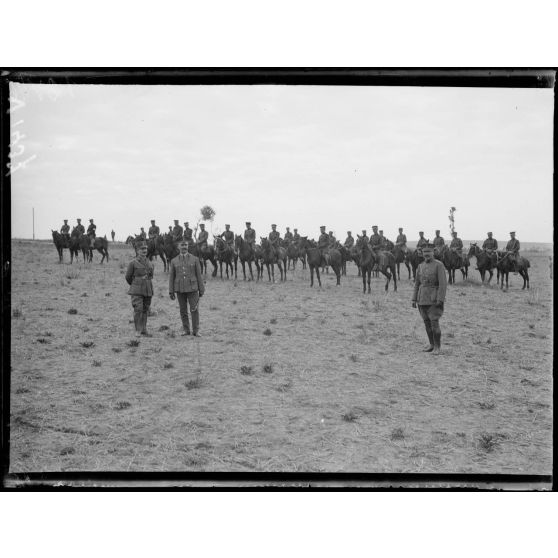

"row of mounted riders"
[120,232,529,292]
[51,229,530,292]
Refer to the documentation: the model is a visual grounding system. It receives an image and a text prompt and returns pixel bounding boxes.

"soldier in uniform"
[111,230,115,242]
[169,239,205,337]
[381,231,394,251]
[449,231,463,253]
[244,221,256,249]
[148,220,160,239]
[183,222,193,242]
[75,218,85,235]
[344,231,354,249]
[268,224,281,258]
[506,231,521,272]
[360,229,369,244]
[396,228,408,253]
[369,226,381,249]
[138,227,147,241]
[172,220,183,242]
[318,226,330,265]
[125,241,154,338]
[482,231,498,252]
[168,226,173,234]
[86,219,97,247]
[378,230,387,249]
[292,228,301,245]
[328,230,337,248]
[220,224,235,250]
[411,243,447,355]
[197,223,209,252]
[433,230,445,249]
[60,220,70,242]
[284,227,294,243]
[416,231,428,253]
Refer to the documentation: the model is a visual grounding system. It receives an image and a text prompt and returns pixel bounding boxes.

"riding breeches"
[131,295,152,333]
[177,291,200,334]
[418,304,443,333]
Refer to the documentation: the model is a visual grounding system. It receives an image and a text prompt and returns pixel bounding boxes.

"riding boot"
[133,311,142,337]
[423,326,434,352]
[432,331,442,355]
[141,312,150,335]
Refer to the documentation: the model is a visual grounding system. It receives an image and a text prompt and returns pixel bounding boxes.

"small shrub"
[240,365,254,376]
[112,347,122,353]
[270,318,277,324]
[81,293,88,297]
[37,338,50,344]
[158,325,170,331]
[478,401,495,410]
[342,410,359,422]
[15,387,30,394]
[390,427,405,441]
[276,380,292,392]
[92,360,102,367]
[263,328,272,336]
[185,377,203,390]
[60,447,75,456]
[127,340,140,347]
[478,433,497,452]
[12,307,22,318]
[232,300,237,305]
[81,341,94,348]
[115,401,131,410]
[166,330,176,338]
[349,354,357,362]
[68,308,78,315]
[105,292,111,297]
[163,362,174,369]
[43,332,53,337]
[263,364,273,374]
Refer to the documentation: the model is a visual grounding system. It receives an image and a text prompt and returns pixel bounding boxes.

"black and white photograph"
[3,70,554,485]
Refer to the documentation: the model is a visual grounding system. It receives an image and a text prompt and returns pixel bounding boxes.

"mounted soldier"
[111,230,115,242]
[75,218,85,236]
[449,231,463,254]
[87,219,97,247]
[416,231,428,254]
[172,220,183,242]
[396,227,408,253]
[381,231,394,251]
[506,231,521,272]
[433,230,445,256]
[344,231,354,249]
[244,221,256,249]
[138,227,147,241]
[378,230,387,249]
[183,222,193,242]
[482,231,498,252]
[318,225,330,265]
[360,229,369,244]
[292,228,301,245]
[60,219,70,243]
[220,224,235,250]
[284,227,294,244]
[148,220,160,239]
[268,224,281,258]
[197,223,209,252]
[369,225,381,249]
[328,230,337,248]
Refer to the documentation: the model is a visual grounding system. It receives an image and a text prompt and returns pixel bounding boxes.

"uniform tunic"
[506,238,520,253]
[416,237,428,249]
[172,224,184,241]
[433,236,445,247]
[293,233,300,244]
[183,227,193,241]
[344,235,354,248]
[60,224,70,234]
[220,230,235,247]
[125,257,154,296]
[138,230,146,240]
[197,229,208,249]
[148,225,160,238]
[284,231,294,242]
[450,237,463,251]
[269,230,281,247]
[396,233,407,246]
[369,233,381,248]
[75,224,85,234]
[244,228,256,247]
[482,237,498,250]
[318,232,329,250]
[360,234,369,244]
[87,223,96,237]
[412,259,447,305]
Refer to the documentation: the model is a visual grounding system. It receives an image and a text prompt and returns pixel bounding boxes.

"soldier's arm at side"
[412,266,421,303]
[437,262,447,303]
[168,259,175,294]
[195,259,204,296]
[125,261,135,285]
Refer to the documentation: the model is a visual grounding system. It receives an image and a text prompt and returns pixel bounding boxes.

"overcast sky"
[10,83,553,242]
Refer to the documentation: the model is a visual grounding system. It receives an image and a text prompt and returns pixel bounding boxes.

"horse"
[147,235,167,271]
[214,236,236,279]
[409,249,424,280]
[234,235,259,281]
[51,230,69,263]
[162,233,180,269]
[438,245,467,284]
[467,243,498,284]
[286,241,299,271]
[392,245,411,280]
[254,244,264,280]
[70,229,91,263]
[91,236,109,264]
[496,251,530,290]
[356,236,397,293]
[300,238,341,287]
[260,238,285,282]
[336,244,353,276]
[350,244,362,276]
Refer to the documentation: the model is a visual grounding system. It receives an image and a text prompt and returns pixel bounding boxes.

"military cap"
[90,219,94,222]
[286,227,290,230]
[320,226,326,230]
[199,223,205,227]
[452,231,458,235]
[487,231,492,235]
[294,228,297,231]
[63,219,68,222]
[435,229,440,233]
[347,231,351,234]
[225,224,230,227]
[372,225,378,229]
[174,219,179,223]
[179,239,189,246]
[77,218,82,221]
[271,224,277,227]
[246,221,251,225]
[362,229,367,233]
[398,227,403,231]
[379,230,384,234]
[510,231,515,234]
[137,241,147,248]
[419,231,424,234]
[151,219,155,223]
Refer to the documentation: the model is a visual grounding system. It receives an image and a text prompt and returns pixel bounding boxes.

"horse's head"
[467,243,477,257]
[234,234,242,248]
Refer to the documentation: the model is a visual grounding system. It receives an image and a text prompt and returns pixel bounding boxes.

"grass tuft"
[92,360,102,367]
[68,308,78,315]
[112,347,122,353]
[478,401,495,410]
[276,380,292,392]
[478,433,498,452]
[240,365,254,375]
[159,325,170,331]
[115,401,132,410]
[263,364,273,374]
[81,341,95,348]
[12,307,22,318]
[60,447,75,456]
[185,376,203,390]
[163,362,174,369]
[127,339,140,347]
[263,328,272,336]
[342,410,359,422]
[270,318,277,324]
[349,354,357,362]
[37,338,50,344]
[390,427,405,441]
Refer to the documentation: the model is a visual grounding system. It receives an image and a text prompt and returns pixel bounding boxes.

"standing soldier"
[197,223,209,252]
[125,241,154,338]
[148,220,160,239]
[138,227,147,241]
[169,239,205,337]
[244,221,256,249]
[284,227,294,243]
[292,228,301,245]
[111,229,115,242]
[411,242,447,355]
[75,218,85,235]
[268,224,281,258]
[369,225,381,248]
[506,231,521,272]
[482,231,498,252]
[183,222,193,242]
[416,231,428,253]
[220,224,235,250]
[318,226,330,265]
[87,219,97,247]
[344,231,354,249]
[172,220,183,243]
[433,230,445,250]
[449,231,463,253]
[396,227,408,253]
[60,219,70,242]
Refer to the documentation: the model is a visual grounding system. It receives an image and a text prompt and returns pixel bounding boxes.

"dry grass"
[8,242,553,474]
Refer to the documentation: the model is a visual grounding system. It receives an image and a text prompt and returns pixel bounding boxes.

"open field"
[9,239,553,473]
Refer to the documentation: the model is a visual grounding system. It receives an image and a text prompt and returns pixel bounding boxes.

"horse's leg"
[334,264,341,286]
[316,266,322,287]
[367,269,371,293]
[392,266,397,291]
[362,268,366,293]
